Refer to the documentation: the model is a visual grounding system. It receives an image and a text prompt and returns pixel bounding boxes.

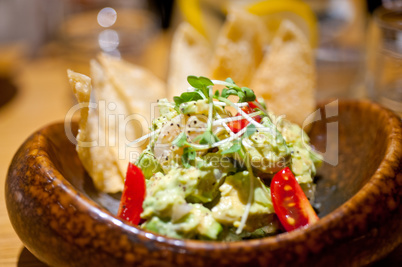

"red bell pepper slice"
[227,105,261,133]
[270,167,319,231]
[117,163,146,225]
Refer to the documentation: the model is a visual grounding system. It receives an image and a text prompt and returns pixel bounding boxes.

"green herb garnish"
[173,92,203,106]
[182,147,196,168]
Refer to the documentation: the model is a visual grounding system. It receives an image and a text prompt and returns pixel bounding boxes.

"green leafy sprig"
[214,78,256,102]
[221,124,256,157]
[187,75,214,97]
[173,92,203,106]
[169,76,261,168]
[182,147,196,168]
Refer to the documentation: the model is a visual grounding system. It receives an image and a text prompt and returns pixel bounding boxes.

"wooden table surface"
[0,57,73,266]
[0,31,400,266]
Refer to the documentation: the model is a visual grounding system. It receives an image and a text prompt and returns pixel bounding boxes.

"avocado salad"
[118,76,322,241]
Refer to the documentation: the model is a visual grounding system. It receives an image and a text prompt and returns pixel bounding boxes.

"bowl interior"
[52,100,389,219]
[7,99,402,267]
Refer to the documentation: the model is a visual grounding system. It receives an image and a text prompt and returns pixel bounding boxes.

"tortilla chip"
[97,54,166,123]
[68,55,166,193]
[68,70,124,193]
[250,20,316,126]
[90,60,140,182]
[167,22,212,100]
[210,9,265,87]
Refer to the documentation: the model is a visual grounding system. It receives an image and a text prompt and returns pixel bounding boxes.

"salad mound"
[119,76,321,241]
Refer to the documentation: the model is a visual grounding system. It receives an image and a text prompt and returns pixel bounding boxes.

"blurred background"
[1,0,400,102]
[0,0,401,266]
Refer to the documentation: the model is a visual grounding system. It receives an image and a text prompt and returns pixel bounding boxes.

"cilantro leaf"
[221,88,238,99]
[172,132,187,147]
[221,88,228,98]
[217,78,256,102]
[193,131,219,145]
[173,91,203,106]
[225,77,235,85]
[187,75,201,88]
[173,96,182,105]
[237,91,245,102]
[221,141,241,155]
[182,147,196,168]
[199,76,214,87]
[187,75,214,97]
[240,87,256,102]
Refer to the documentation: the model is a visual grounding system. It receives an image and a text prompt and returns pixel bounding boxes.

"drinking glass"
[57,0,160,75]
[366,7,402,117]
[306,0,366,100]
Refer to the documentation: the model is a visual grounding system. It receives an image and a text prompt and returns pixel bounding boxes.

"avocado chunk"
[242,117,290,174]
[143,203,222,240]
[179,99,209,116]
[211,171,275,232]
[142,166,224,218]
[274,116,323,184]
[136,148,163,179]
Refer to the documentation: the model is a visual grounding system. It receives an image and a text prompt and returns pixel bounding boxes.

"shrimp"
[153,115,184,167]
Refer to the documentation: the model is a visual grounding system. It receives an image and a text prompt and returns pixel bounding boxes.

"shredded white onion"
[215,113,235,137]
[128,129,160,146]
[233,105,265,129]
[213,101,248,107]
[171,203,193,222]
[236,158,255,234]
[127,99,271,150]
[212,111,261,125]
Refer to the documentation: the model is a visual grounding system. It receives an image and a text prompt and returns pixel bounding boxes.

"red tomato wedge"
[117,163,146,225]
[247,100,259,109]
[270,167,319,231]
[227,105,261,133]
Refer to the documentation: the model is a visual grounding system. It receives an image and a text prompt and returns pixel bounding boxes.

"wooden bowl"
[6,100,402,266]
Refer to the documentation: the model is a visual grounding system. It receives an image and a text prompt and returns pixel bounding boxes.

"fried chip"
[96,55,167,181]
[68,69,124,193]
[167,22,212,100]
[210,8,265,87]
[250,20,316,126]
[97,54,166,122]
[68,55,167,193]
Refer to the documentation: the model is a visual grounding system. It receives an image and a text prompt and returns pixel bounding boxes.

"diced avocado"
[190,204,222,240]
[141,166,224,220]
[152,100,179,131]
[141,169,188,219]
[136,89,321,241]
[136,148,163,179]
[158,98,175,115]
[180,99,209,116]
[290,147,315,184]
[143,204,222,240]
[211,171,275,232]
[242,117,290,174]
[219,219,280,241]
[142,213,198,239]
[186,153,237,203]
[179,98,229,117]
[274,116,323,184]
[274,115,309,147]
